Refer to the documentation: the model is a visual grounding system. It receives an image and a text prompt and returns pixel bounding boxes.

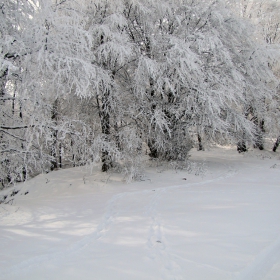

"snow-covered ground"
[1,146,280,280]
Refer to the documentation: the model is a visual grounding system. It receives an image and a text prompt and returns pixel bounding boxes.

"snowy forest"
[1,0,280,188]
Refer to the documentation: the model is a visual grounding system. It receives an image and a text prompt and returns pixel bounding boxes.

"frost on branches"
[0,0,278,187]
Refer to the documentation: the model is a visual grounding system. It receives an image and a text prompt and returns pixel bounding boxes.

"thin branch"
[0,125,29,130]
[0,129,27,142]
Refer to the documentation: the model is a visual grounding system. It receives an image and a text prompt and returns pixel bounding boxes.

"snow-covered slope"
[1,147,280,280]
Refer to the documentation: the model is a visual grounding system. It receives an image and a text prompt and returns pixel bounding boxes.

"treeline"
[1,0,279,187]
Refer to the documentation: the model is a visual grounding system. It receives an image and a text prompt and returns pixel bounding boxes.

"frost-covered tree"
[124,0,277,154]
[1,0,278,187]
[24,0,145,178]
[227,0,280,151]
[123,0,194,160]
[0,0,88,186]
[0,0,36,187]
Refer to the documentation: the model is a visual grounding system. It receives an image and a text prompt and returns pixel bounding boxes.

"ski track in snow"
[146,188,184,280]
[95,192,128,240]
[234,234,280,280]
[8,161,280,279]
[142,165,237,280]
[0,192,127,279]
[1,165,238,279]
[0,166,237,279]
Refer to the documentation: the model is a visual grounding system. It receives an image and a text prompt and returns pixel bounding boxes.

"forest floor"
[0,144,280,280]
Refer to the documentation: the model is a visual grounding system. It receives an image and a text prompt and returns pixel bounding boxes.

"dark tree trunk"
[21,142,27,181]
[50,99,59,171]
[237,106,251,153]
[253,119,265,150]
[101,150,112,172]
[237,140,247,153]
[273,136,280,152]
[0,69,8,138]
[12,91,16,115]
[1,70,13,185]
[148,139,158,159]
[0,68,8,96]
[50,132,57,171]
[147,78,160,159]
[197,134,203,151]
[114,123,121,151]
[19,99,27,181]
[59,142,62,169]
[70,139,76,167]
[100,89,112,172]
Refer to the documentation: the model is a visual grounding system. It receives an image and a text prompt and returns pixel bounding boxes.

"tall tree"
[1,0,278,187]
[227,0,280,151]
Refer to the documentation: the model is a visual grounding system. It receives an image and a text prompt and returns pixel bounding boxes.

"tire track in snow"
[0,167,237,279]
[234,235,280,280]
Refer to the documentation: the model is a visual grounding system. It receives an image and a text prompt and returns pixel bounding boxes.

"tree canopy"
[1,0,279,187]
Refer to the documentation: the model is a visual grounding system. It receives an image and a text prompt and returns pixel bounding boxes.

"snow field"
[0,147,280,279]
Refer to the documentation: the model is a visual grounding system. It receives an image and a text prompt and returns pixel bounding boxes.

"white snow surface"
[1,146,280,280]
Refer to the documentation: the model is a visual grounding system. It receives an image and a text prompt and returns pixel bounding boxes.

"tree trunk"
[0,68,8,96]
[114,123,121,151]
[197,134,203,151]
[70,139,76,167]
[100,89,112,172]
[0,69,8,139]
[237,106,250,153]
[273,136,280,152]
[0,69,7,185]
[50,134,58,170]
[237,140,247,153]
[50,99,59,171]
[59,142,62,169]
[19,99,27,181]
[253,119,265,150]
[147,78,160,159]
[148,139,158,159]
[101,150,111,172]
